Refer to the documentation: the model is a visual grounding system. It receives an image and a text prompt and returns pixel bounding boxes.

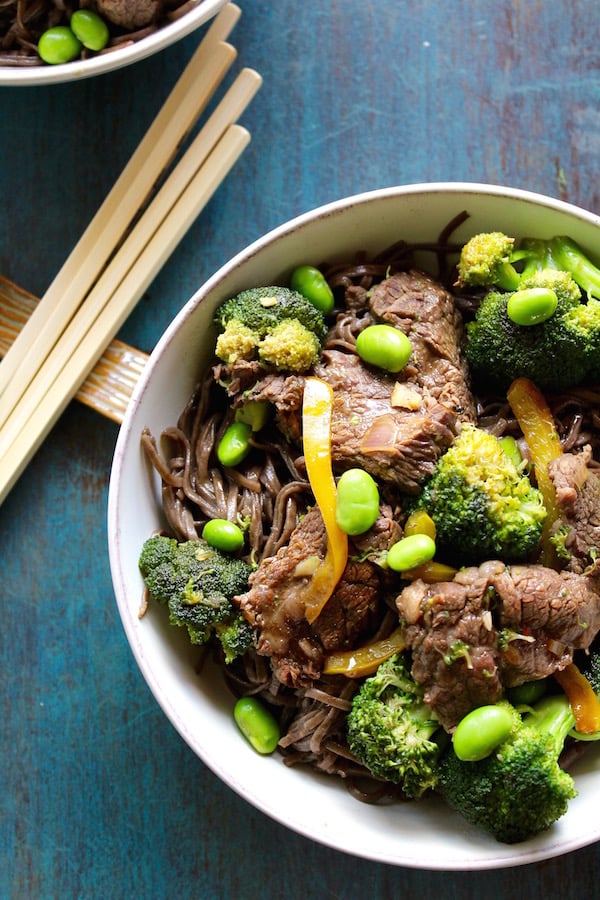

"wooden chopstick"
[0,122,252,504]
[0,276,149,423]
[0,2,241,426]
[0,64,260,464]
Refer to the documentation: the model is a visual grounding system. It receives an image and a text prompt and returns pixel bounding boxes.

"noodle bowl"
[108,183,600,869]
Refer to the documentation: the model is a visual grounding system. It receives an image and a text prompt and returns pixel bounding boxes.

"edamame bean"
[507,287,558,326]
[234,696,280,754]
[387,534,436,572]
[70,9,109,51]
[507,679,547,706]
[335,468,380,535]
[355,324,412,373]
[452,704,515,761]
[202,518,245,553]
[217,421,252,467]
[38,26,82,65]
[290,265,335,314]
[403,508,436,541]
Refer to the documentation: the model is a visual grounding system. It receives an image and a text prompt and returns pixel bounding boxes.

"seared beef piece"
[490,562,600,683]
[213,359,268,395]
[548,445,600,575]
[233,372,306,443]
[397,570,504,730]
[397,560,600,730]
[368,270,477,423]
[314,349,458,493]
[345,284,371,311]
[237,507,391,686]
[351,503,402,558]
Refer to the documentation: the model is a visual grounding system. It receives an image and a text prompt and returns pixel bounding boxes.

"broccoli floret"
[413,424,547,565]
[563,297,600,383]
[258,318,322,371]
[457,232,600,300]
[214,613,255,664]
[465,269,590,391]
[214,286,327,372]
[579,644,600,695]
[457,232,522,291]
[346,652,443,799]
[139,535,251,648]
[438,695,577,844]
[215,321,260,364]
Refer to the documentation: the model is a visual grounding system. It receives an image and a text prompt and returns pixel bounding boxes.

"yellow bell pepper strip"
[554,662,600,735]
[301,377,348,623]
[506,377,563,567]
[399,560,458,583]
[322,627,406,677]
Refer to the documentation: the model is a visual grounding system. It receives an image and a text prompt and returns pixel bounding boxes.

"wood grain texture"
[2,1,600,896]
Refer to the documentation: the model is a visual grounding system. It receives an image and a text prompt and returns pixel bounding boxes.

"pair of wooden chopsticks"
[0,2,261,506]
[0,276,148,424]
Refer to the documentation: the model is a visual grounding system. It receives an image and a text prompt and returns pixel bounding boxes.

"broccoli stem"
[523,693,575,755]
[549,236,600,299]
[494,261,522,292]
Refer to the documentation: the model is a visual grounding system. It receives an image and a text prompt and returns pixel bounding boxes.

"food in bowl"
[0,0,225,73]
[108,185,600,868]
[136,209,600,845]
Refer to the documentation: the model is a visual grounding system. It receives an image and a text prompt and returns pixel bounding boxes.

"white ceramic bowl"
[108,182,600,870]
[0,0,227,86]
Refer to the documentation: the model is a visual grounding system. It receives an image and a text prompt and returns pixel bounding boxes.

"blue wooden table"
[2,1,600,895]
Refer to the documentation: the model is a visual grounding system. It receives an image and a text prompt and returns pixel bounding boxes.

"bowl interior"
[0,0,227,86]
[108,183,600,870]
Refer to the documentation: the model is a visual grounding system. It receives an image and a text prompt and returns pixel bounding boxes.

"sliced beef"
[396,568,504,730]
[213,359,268,394]
[548,445,600,575]
[314,349,458,493]
[236,372,306,443]
[237,507,395,686]
[368,270,477,423]
[397,560,600,730]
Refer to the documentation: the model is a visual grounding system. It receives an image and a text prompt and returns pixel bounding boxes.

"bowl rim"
[108,181,600,869]
[0,0,228,86]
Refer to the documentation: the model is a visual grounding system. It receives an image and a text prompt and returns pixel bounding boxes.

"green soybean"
[202,518,245,553]
[38,26,82,64]
[290,265,335,314]
[387,534,436,572]
[507,287,558,326]
[70,9,109,51]
[355,324,412,373]
[217,421,252,467]
[335,468,380,535]
[234,696,280,754]
[452,704,515,761]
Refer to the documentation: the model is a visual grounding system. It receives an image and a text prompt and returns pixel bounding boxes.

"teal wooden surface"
[2,1,600,896]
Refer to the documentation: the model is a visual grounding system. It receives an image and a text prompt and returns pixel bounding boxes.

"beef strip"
[548,445,600,574]
[368,270,477,423]
[396,560,600,730]
[237,506,396,686]
[233,372,306,443]
[314,349,458,493]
